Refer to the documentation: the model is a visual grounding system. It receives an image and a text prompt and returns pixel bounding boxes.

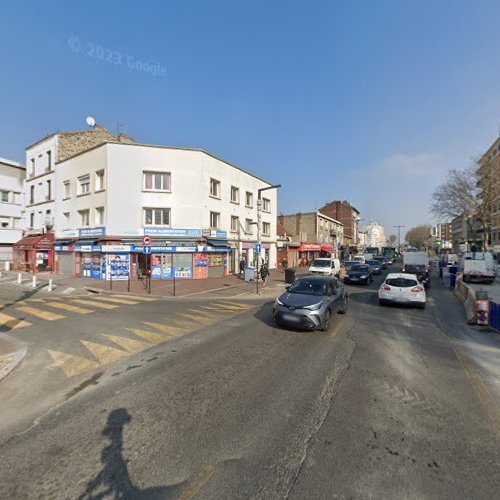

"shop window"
[263,222,271,236]
[63,180,70,199]
[230,186,239,204]
[78,175,91,195]
[143,171,170,192]
[245,191,253,208]
[210,211,220,229]
[96,207,105,225]
[0,190,8,202]
[210,178,220,198]
[231,216,239,232]
[144,207,170,226]
[263,197,271,212]
[79,209,90,227]
[96,170,105,191]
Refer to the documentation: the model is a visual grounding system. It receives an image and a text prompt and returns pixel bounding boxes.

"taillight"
[380,284,391,291]
[402,267,406,272]
[411,286,424,293]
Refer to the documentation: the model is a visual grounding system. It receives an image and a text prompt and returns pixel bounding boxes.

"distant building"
[360,222,386,250]
[319,200,360,247]
[431,222,452,250]
[451,215,482,252]
[0,157,25,264]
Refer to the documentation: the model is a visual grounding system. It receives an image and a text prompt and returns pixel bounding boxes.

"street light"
[256,184,282,295]
[394,225,405,253]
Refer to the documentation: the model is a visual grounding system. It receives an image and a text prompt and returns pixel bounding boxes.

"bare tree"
[405,225,432,250]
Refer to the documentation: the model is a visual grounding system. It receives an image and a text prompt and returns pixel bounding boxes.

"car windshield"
[311,259,330,267]
[351,265,369,272]
[405,265,425,272]
[288,279,327,296]
[344,261,357,268]
[386,278,418,287]
[367,260,380,266]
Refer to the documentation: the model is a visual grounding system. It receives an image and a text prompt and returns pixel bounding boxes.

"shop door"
[58,252,73,275]
[208,253,225,277]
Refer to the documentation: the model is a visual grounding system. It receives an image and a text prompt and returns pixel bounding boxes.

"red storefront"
[297,243,335,266]
[13,232,55,273]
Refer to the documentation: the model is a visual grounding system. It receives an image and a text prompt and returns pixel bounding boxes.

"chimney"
[118,133,135,144]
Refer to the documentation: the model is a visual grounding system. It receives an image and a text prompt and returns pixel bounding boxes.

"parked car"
[402,263,430,288]
[366,259,383,274]
[378,273,426,309]
[308,258,341,277]
[344,264,373,285]
[373,256,388,269]
[273,276,348,331]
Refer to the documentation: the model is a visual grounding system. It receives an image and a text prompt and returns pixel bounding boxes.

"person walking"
[282,258,288,270]
[260,262,269,286]
[239,258,246,279]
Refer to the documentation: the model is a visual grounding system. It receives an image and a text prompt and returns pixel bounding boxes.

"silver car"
[273,276,348,331]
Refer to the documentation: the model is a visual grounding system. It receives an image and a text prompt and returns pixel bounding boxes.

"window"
[1,221,8,228]
[78,209,90,227]
[63,181,70,199]
[230,186,239,204]
[0,190,8,202]
[63,212,70,228]
[47,151,52,171]
[30,158,35,177]
[96,170,105,191]
[245,191,253,207]
[263,222,271,236]
[210,178,221,198]
[30,212,34,228]
[263,197,271,212]
[30,185,34,204]
[143,208,170,226]
[143,171,170,191]
[210,211,220,228]
[245,218,253,234]
[78,175,90,195]
[96,207,105,225]
[46,180,51,200]
[231,216,239,232]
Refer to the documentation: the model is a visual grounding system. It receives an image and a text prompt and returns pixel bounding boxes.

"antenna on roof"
[86,116,96,128]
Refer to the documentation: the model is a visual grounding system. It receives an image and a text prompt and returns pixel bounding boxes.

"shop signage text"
[144,228,202,237]
[79,227,106,237]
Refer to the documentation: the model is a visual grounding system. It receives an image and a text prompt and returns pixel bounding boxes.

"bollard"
[48,279,53,292]
[17,273,22,284]
[32,275,37,288]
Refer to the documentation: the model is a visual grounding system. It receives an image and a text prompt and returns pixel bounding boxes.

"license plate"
[283,314,300,322]
[350,277,358,281]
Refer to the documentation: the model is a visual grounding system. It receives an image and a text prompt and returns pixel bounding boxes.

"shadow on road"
[78,408,185,499]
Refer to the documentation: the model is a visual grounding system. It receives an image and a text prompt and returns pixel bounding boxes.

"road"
[0,267,499,499]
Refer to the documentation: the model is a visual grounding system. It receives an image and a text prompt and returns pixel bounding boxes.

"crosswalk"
[45,301,255,377]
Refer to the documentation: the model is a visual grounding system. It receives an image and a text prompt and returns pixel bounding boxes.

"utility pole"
[394,225,405,253]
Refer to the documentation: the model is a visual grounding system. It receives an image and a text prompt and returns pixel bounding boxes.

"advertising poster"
[90,253,101,279]
[193,253,208,279]
[81,253,92,278]
[151,255,162,279]
[107,253,130,280]
[174,266,192,278]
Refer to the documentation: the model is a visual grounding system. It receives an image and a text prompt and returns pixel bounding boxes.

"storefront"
[297,243,334,266]
[13,232,54,273]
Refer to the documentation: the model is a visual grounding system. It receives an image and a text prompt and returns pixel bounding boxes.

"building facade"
[0,157,25,263]
[44,141,277,280]
[431,222,452,250]
[319,200,360,248]
[451,215,482,252]
[360,222,386,250]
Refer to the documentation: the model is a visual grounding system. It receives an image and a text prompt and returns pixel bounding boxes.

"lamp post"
[256,184,281,295]
[394,225,405,253]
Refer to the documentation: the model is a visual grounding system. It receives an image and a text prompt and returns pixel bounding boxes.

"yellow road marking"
[143,322,187,336]
[0,312,31,330]
[179,464,217,500]
[16,306,65,321]
[47,349,99,377]
[44,301,93,314]
[94,296,139,305]
[187,309,224,319]
[126,328,169,344]
[81,340,129,365]
[215,301,253,310]
[175,312,217,326]
[168,318,204,330]
[112,294,158,302]
[199,306,235,313]
[104,334,152,353]
[26,298,45,303]
[69,299,118,309]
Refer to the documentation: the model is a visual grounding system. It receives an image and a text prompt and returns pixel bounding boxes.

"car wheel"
[322,309,332,331]
[379,299,385,307]
[338,295,348,314]
[418,302,426,310]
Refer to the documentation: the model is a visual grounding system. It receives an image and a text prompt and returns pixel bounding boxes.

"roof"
[279,211,343,225]
[57,141,275,186]
[13,233,54,248]
[0,157,25,169]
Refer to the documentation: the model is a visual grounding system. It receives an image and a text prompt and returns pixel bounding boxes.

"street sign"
[143,246,152,255]
[143,235,152,246]
[255,243,261,254]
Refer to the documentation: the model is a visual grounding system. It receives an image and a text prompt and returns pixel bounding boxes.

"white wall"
[0,160,25,248]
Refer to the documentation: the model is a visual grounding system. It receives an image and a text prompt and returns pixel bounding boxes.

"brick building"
[319,200,360,247]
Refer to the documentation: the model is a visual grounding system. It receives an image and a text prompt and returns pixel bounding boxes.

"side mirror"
[285,285,291,290]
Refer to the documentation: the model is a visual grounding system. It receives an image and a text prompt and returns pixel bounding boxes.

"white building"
[361,222,386,250]
[43,138,277,280]
[0,157,25,263]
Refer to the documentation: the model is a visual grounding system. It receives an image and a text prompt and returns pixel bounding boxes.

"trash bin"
[285,268,296,284]
[244,267,255,282]
[449,266,458,289]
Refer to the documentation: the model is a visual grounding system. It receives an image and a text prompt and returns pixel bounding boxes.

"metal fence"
[489,301,500,331]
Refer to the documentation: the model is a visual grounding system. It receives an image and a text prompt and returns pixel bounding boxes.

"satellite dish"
[86,116,96,128]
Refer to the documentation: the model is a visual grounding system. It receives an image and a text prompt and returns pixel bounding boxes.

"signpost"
[143,236,152,293]
[142,235,152,246]
[255,243,261,254]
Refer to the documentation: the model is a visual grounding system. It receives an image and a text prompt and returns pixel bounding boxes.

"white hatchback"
[378,273,426,309]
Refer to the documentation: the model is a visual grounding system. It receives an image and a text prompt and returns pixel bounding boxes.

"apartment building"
[50,141,277,280]
[360,222,386,250]
[319,200,360,247]
[431,222,452,249]
[0,157,25,263]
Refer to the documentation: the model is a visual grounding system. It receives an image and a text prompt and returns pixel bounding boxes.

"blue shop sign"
[215,230,227,238]
[132,246,197,253]
[143,228,202,238]
[79,227,106,237]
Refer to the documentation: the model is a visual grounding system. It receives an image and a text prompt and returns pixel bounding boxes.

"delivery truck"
[460,252,496,284]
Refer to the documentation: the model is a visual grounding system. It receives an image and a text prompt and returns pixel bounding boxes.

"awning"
[205,239,230,248]
[73,239,99,246]
[298,243,322,252]
[55,239,74,245]
[321,244,334,253]
[14,234,54,250]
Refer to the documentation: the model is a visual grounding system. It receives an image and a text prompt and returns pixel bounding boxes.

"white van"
[309,258,341,277]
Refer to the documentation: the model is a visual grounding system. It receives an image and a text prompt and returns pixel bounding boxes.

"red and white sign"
[142,235,152,246]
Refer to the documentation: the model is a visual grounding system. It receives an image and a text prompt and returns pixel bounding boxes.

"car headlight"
[275,298,283,306]
[360,275,367,279]
[304,302,322,311]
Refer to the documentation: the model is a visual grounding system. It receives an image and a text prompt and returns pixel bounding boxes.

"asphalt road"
[0,267,499,499]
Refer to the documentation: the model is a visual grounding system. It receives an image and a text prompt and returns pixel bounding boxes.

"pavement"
[0,264,499,498]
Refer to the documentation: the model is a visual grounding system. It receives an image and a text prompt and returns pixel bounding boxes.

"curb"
[0,333,27,383]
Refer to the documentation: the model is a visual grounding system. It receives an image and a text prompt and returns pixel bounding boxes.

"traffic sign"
[143,246,152,255]
[255,243,262,254]
[143,235,152,246]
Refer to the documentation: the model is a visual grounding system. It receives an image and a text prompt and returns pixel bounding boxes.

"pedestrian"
[260,262,269,286]
[282,258,288,270]
[239,258,246,279]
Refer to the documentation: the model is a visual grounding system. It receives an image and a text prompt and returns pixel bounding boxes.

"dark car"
[373,256,388,269]
[344,264,373,285]
[343,261,358,271]
[367,259,382,274]
[273,276,348,331]
[402,264,430,288]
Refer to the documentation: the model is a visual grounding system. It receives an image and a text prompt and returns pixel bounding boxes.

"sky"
[1,0,500,239]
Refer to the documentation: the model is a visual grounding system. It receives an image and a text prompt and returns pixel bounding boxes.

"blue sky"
[1,0,500,238]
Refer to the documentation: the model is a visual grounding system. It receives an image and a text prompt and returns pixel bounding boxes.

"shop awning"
[14,233,54,249]
[298,243,322,252]
[205,239,230,247]
[73,239,99,246]
[55,239,74,245]
[321,244,335,253]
